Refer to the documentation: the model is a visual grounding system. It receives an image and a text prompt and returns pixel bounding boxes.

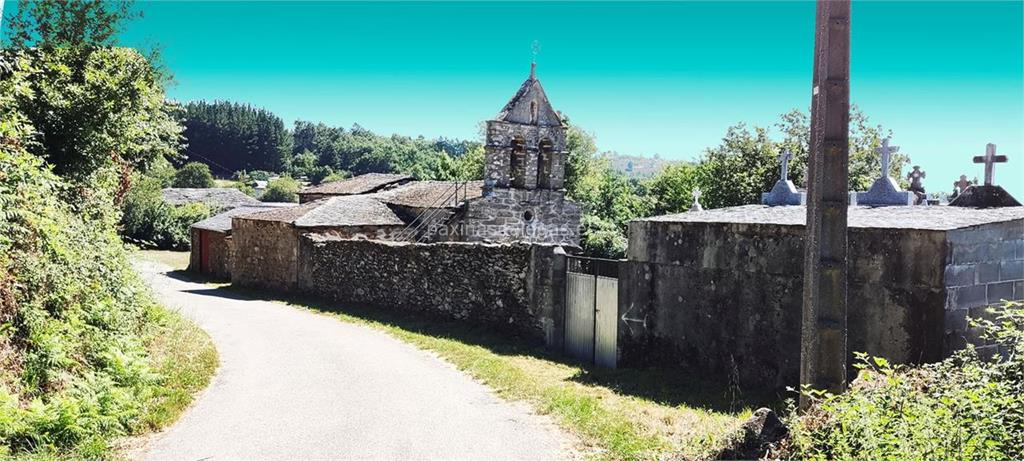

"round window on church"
[522,210,534,222]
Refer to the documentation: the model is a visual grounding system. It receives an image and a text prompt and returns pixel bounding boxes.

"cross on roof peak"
[972,143,1009,186]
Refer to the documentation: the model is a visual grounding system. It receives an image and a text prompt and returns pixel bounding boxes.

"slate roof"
[299,173,412,196]
[238,196,405,228]
[494,64,563,127]
[642,205,1024,231]
[191,204,298,232]
[374,181,484,209]
[162,188,263,208]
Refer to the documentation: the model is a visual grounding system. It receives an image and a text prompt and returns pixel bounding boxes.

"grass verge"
[232,287,766,461]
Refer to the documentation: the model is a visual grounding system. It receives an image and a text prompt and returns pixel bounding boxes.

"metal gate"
[565,256,618,368]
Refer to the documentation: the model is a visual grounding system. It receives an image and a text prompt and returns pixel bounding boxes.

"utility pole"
[800,0,850,410]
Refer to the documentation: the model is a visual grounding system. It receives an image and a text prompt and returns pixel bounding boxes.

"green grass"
[132,304,218,433]
[135,249,191,271]
[226,287,766,461]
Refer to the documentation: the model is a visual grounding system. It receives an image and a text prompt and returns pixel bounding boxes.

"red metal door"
[199,230,210,273]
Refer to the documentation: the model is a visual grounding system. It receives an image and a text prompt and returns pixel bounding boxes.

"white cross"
[876,137,899,178]
[973,143,1008,186]
[778,149,793,181]
[691,187,703,211]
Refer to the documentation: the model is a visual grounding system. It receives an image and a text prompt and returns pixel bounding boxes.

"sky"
[3,1,1023,197]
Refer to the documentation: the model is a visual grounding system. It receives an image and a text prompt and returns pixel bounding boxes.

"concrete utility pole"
[800,0,850,410]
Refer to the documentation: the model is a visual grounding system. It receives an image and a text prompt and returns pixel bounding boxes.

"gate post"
[549,246,568,351]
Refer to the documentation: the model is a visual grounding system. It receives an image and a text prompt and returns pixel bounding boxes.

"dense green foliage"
[182,100,292,174]
[0,3,216,456]
[261,176,300,203]
[787,301,1024,460]
[121,174,211,250]
[172,161,216,188]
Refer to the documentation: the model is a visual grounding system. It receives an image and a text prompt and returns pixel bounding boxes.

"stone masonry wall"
[460,188,580,246]
[944,219,1024,356]
[484,120,566,190]
[231,219,300,291]
[621,219,949,390]
[297,236,563,340]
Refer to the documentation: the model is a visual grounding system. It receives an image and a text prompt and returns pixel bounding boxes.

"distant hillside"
[599,152,678,178]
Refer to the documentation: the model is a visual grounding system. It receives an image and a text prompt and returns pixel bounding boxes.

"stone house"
[620,204,1024,389]
[188,204,296,278]
[298,173,412,203]
[162,187,264,210]
[231,195,407,291]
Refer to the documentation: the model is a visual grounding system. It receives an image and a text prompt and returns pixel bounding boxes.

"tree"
[261,176,300,203]
[2,0,138,48]
[3,47,184,192]
[173,162,215,188]
[182,100,292,174]
[648,163,700,215]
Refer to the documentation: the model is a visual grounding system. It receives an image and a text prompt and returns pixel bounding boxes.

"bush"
[785,300,1024,460]
[0,141,158,455]
[261,176,300,203]
[580,214,627,259]
[172,161,215,188]
[120,174,210,250]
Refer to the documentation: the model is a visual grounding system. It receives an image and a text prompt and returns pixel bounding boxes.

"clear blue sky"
[4,1,1023,197]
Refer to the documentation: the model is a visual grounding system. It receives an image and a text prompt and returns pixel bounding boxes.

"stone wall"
[944,219,1024,356]
[297,235,564,340]
[484,120,566,190]
[621,219,950,389]
[231,218,300,291]
[460,188,580,246]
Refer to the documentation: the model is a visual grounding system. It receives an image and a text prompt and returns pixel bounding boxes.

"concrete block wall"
[944,219,1024,355]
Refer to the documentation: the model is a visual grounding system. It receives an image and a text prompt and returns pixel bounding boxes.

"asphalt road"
[136,262,568,461]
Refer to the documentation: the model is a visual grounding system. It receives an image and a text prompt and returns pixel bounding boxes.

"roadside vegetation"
[1,1,218,457]
[782,300,1024,460]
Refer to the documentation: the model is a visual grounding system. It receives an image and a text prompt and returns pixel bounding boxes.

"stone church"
[457,63,581,244]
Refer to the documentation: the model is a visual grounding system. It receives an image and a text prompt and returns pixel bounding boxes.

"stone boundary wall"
[621,220,949,390]
[297,235,566,341]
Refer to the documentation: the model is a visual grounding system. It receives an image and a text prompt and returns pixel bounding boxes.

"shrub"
[0,139,159,455]
[580,214,627,259]
[172,161,215,188]
[261,176,300,203]
[120,174,210,250]
[785,300,1024,460]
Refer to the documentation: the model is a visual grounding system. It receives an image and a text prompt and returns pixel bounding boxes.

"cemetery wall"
[620,219,950,390]
[297,235,565,341]
[943,219,1024,356]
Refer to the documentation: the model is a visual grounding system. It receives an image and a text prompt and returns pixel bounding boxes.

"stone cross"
[973,143,1008,186]
[778,149,793,181]
[691,187,703,212]
[906,165,926,190]
[953,175,972,193]
[876,137,899,178]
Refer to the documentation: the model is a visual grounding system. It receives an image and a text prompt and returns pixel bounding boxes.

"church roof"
[374,180,485,209]
[494,63,563,127]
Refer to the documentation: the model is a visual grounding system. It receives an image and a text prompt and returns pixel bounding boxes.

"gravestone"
[949,143,1020,208]
[691,187,703,212]
[906,166,927,205]
[762,149,806,206]
[952,175,972,197]
[855,137,915,206]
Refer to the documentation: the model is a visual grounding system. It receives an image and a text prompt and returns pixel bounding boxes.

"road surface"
[135,261,568,461]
